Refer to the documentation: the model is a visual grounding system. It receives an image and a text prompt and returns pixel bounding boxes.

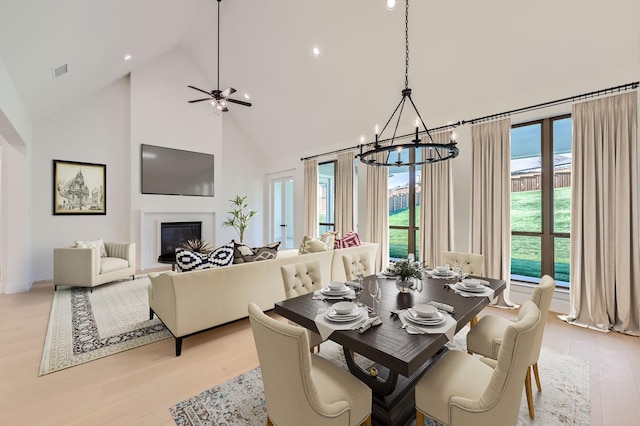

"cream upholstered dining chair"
[248,303,372,426]
[280,261,325,351]
[466,274,556,419]
[442,251,484,326]
[441,250,484,276]
[415,301,541,426]
[342,253,374,281]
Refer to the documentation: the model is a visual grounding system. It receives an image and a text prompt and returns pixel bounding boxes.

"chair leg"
[362,414,372,426]
[470,316,478,327]
[266,416,273,426]
[525,365,535,419]
[416,409,425,425]
[533,362,542,392]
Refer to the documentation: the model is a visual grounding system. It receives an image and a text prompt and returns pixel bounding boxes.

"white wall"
[0,137,30,293]
[30,77,131,282]
[130,47,266,268]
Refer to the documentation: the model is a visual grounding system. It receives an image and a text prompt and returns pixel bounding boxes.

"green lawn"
[387,187,571,283]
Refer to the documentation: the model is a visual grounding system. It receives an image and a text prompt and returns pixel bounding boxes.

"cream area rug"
[170,329,590,425]
[39,276,171,376]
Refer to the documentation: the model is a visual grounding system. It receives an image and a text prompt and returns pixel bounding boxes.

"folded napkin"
[345,281,362,290]
[427,301,455,314]
[355,316,382,333]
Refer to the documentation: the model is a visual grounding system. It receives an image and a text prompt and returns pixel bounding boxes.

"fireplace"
[158,221,202,262]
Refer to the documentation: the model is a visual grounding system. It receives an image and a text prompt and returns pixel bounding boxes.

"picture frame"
[53,160,106,215]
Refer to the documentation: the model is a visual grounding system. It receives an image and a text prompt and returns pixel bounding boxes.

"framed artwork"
[53,160,106,215]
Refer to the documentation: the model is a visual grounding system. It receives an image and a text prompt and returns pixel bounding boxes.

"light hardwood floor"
[1,280,638,425]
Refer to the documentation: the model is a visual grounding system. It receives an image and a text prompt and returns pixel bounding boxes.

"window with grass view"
[388,148,421,260]
[511,115,571,287]
[318,161,335,234]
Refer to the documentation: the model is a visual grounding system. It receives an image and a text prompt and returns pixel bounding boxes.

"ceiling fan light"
[219,99,227,107]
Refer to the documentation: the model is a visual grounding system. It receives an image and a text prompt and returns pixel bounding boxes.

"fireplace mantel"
[140,211,215,270]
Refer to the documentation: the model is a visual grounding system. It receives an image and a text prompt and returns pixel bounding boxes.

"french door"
[270,176,294,249]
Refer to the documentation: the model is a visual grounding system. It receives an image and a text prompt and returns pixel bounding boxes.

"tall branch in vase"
[222,195,257,243]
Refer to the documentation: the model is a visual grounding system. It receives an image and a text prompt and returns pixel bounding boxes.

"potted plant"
[385,258,425,293]
[181,239,212,254]
[222,195,257,243]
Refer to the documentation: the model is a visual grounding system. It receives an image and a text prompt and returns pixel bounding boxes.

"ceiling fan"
[188,0,251,112]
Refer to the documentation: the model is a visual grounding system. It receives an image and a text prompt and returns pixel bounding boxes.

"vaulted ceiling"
[1,0,638,159]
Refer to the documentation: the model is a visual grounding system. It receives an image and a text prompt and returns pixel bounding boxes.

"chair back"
[458,301,541,425]
[441,251,484,275]
[342,254,373,281]
[528,274,556,363]
[280,261,323,299]
[247,303,340,425]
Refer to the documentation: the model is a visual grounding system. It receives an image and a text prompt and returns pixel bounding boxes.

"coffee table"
[274,275,505,426]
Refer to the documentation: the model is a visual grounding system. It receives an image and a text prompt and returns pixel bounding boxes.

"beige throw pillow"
[75,238,108,257]
[299,235,331,254]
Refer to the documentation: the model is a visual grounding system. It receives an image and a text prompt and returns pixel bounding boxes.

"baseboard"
[508,281,570,314]
[0,281,32,294]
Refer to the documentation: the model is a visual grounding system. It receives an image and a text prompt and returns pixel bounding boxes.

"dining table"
[274,273,506,426]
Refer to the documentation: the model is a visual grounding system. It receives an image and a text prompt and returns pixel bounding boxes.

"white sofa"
[53,242,136,291]
[147,243,379,356]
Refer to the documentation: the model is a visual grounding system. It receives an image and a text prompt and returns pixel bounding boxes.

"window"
[318,161,335,234]
[388,149,421,260]
[510,115,571,287]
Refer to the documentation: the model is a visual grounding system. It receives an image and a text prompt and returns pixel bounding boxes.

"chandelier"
[358,0,459,167]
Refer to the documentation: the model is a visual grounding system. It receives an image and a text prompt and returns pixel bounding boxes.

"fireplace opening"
[158,221,202,262]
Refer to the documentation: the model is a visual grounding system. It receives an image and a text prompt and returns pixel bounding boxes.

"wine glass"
[356,265,365,290]
[368,278,379,307]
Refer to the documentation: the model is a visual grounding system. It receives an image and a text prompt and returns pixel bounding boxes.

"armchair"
[53,242,135,291]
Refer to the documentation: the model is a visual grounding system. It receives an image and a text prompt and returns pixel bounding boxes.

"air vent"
[52,64,68,79]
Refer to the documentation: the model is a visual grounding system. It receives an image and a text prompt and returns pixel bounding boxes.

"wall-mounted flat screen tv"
[141,144,215,197]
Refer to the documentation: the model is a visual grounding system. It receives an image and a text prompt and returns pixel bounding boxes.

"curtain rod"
[300,81,639,161]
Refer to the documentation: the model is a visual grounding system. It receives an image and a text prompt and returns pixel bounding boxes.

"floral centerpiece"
[385,259,425,293]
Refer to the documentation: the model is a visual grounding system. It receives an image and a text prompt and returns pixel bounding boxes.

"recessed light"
[386,0,396,11]
[312,47,320,57]
[244,93,251,100]
[124,54,133,61]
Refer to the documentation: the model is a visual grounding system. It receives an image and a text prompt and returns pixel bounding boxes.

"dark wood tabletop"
[274,275,506,378]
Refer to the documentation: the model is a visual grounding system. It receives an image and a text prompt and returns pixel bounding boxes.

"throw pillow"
[299,235,331,254]
[320,231,339,250]
[175,243,234,272]
[253,241,281,261]
[336,231,362,248]
[233,241,256,264]
[75,238,107,257]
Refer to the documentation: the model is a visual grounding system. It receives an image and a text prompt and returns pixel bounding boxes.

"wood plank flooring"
[0,280,638,425]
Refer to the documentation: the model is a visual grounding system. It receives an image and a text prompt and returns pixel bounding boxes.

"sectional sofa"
[147,243,379,355]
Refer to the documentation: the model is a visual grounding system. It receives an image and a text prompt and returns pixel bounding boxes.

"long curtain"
[335,151,355,235]
[365,152,389,272]
[560,92,639,336]
[419,132,453,268]
[303,159,318,237]
[470,118,515,307]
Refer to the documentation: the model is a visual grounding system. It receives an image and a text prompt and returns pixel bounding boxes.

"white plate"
[333,301,355,315]
[325,309,364,323]
[431,269,455,277]
[321,287,350,296]
[403,310,445,326]
[455,283,485,293]
[461,278,484,288]
[328,282,348,291]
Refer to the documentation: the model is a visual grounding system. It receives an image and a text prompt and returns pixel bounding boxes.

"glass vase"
[395,277,414,293]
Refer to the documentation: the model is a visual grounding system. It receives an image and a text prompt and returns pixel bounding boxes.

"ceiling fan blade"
[221,87,237,97]
[188,98,212,103]
[227,98,252,107]
[188,85,213,96]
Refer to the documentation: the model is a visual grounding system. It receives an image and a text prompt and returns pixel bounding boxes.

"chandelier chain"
[404,0,409,89]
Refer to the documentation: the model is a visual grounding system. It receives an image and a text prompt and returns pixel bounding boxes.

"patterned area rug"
[39,277,171,376]
[170,328,590,425]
